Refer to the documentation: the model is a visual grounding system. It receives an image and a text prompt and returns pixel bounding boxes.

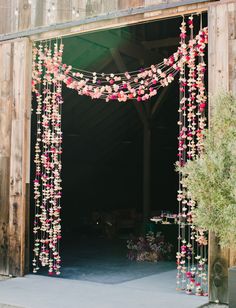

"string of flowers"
[32,40,64,275]
[31,17,208,282]
[176,16,208,296]
[59,32,208,103]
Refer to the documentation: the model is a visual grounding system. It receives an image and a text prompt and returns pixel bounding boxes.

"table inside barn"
[146,217,178,248]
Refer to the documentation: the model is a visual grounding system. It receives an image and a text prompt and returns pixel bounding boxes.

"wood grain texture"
[0,0,214,37]
[8,38,32,276]
[0,157,10,275]
[119,0,144,10]
[18,0,31,31]
[208,232,229,303]
[27,1,210,42]
[208,3,229,95]
[33,0,45,27]
[208,1,236,304]
[0,38,31,277]
[0,42,12,276]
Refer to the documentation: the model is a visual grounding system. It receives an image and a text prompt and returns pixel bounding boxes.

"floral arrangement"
[174,16,208,296]
[177,92,236,248]
[127,232,174,262]
[32,27,208,104]
[31,15,208,278]
[32,41,64,275]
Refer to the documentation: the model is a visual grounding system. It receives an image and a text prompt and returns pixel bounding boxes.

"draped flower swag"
[32,15,208,296]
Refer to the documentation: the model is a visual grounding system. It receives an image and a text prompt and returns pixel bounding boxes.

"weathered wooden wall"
[0,38,31,276]
[208,0,236,304]
[0,1,232,298]
[0,0,214,37]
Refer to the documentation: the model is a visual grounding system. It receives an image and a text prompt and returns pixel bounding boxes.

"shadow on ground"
[39,237,176,284]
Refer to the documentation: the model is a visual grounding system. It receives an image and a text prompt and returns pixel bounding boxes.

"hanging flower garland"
[176,16,208,296]
[59,32,208,103]
[32,17,208,285]
[32,40,64,275]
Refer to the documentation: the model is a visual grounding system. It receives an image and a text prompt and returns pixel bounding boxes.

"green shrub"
[177,92,236,248]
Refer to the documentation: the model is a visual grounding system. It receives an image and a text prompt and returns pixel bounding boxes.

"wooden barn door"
[208,0,236,304]
[0,38,32,276]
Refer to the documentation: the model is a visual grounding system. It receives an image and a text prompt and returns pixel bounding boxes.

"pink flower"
[66,77,73,85]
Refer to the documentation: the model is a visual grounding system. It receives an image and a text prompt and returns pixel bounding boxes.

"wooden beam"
[0,1,209,41]
[81,31,153,61]
[142,37,180,49]
[88,50,115,72]
[143,123,151,221]
[110,48,127,71]
[110,48,152,221]
[62,38,93,65]
[144,99,151,120]
[61,53,114,119]
[110,47,148,126]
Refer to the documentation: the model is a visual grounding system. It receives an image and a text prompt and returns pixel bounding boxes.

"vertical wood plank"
[33,0,45,27]
[208,232,229,304]
[0,157,10,275]
[208,1,236,304]
[57,0,72,23]
[229,39,236,95]
[19,0,31,31]
[0,1,13,35]
[8,38,32,276]
[24,183,30,274]
[208,3,229,304]
[228,3,236,96]
[9,41,25,276]
[71,0,86,20]
[23,39,32,275]
[24,37,31,276]
[208,3,229,96]
[101,0,118,14]
[0,42,13,276]
[11,0,20,34]
[85,0,102,16]
[119,0,144,10]
[228,2,236,40]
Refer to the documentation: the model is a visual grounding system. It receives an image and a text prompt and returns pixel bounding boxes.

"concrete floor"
[0,237,209,308]
[51,238,177,284]
[0,269,208,308]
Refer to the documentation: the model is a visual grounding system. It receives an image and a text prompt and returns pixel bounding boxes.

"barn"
[0,0,235,306]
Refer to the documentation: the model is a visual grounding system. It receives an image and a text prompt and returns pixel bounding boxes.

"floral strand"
[32,40,64,275]
[176,16,208,296]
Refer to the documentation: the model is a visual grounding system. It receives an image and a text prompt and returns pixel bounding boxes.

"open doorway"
[30,13,207,284]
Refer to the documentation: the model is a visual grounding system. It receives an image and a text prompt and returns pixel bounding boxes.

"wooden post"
[143,122,151,221]
[110,48,153,222]
[0,38,32,277]
[208,1,236,303]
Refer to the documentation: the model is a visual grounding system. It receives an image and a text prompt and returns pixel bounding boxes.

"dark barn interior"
[30,14,207,281]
